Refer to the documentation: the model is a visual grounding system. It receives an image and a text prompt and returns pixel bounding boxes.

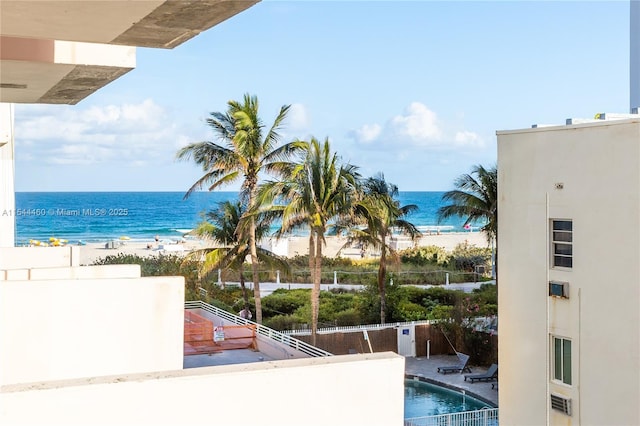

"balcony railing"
[405,408,499,426]
[185,300,333,358]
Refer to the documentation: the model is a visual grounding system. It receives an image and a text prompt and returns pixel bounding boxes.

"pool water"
[404,379,490,418]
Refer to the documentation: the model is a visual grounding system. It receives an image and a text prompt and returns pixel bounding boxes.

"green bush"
[400,245,450,266]
[423,287,460,306]
[431,305,454,320]
[263,291,307,316]
[334,308,361,326]
[390,300,430,322]
[263,314,305,331]
[450,242,491,272]
[463,328,495,366]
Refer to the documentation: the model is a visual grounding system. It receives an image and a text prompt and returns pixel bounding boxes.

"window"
[553,337,572,385]
[552,220,572,268]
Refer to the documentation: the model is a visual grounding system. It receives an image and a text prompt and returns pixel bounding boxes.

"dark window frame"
[552,336,572,385]
[551,220,572,268]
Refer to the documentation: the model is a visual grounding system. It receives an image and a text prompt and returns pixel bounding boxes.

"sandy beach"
[78,231,489,265]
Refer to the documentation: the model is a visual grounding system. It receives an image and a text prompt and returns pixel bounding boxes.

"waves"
[14,191,483,245]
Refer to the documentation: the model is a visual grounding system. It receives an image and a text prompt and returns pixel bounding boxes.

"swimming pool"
[405,379,491,418]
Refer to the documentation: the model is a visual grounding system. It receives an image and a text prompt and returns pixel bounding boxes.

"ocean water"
[14,191,479,245]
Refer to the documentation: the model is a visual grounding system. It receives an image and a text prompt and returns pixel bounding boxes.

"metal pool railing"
[184,300,333,358]
[405,408,499,426]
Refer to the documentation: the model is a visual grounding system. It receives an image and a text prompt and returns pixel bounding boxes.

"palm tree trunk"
[308,233,314,285]
[248,221,262,323]
[311,229,322,346]
[379,246,387,324]
[239,266,249,309]
[308,231,316,344]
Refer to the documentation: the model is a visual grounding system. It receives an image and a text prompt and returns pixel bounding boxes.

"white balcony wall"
[1,276,184,386]
[1,264,141,281]
[1,352,405,426]
[0,246,81,269]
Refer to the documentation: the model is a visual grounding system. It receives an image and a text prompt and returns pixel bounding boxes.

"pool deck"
[405,354,498,407]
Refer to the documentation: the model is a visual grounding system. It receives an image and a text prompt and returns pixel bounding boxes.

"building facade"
[497,118,640,425]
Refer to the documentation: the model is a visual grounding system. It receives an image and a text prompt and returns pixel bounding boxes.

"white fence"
[280,320,432,336]
[405,408,499,426]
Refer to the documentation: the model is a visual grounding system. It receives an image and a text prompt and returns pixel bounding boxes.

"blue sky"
[14,1,629,192]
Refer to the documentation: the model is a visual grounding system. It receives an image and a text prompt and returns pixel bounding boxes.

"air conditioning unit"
[550,394,572,416]
[549,281,569,299]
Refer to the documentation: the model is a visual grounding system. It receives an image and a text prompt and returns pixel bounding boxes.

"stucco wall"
[1,352,405,426]
[1,275,184,386]
[497,119,640,425]
[1,264,141,280]
[0,104,14,248]
[0,246,80,269]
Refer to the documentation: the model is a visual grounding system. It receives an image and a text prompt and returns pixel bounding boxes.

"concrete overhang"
[1,36,135,105]
[0,0,259,48]
[0,0,259,104]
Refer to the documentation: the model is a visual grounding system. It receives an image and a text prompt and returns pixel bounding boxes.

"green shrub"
[391,300,430,322]
[422,287,460,306]
[334,308,361,326]
[431,305,454,320]
[472,283,497,304]
[400,245,450,266]
[263,292,306,316]
[450,242,491,272]
[263,314,304,331]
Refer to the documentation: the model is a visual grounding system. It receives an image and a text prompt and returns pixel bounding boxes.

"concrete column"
[0,103,15,247]
[632,0,640,111]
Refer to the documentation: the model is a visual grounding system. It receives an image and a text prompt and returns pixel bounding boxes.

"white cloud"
[350,123,382,144]
[288,103,311,131]
[454,130,484,148]
[347,101,484,150]
[389,102,442,144]
[15,100,193,167]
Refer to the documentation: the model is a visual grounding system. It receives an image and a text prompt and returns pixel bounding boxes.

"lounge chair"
[464,363,498,383]
[437,352,471,374]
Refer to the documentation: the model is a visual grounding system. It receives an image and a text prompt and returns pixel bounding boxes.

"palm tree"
[437,164,498,283]
[349,173,420,324]
[176,94,306,323]
[185,200,289,313]
[257,137,360,345]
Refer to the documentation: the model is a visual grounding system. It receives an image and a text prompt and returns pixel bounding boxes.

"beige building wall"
[1,352,405,426]
[497,119,640,425]
[1,275,185,386]
[0,103,15,248]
